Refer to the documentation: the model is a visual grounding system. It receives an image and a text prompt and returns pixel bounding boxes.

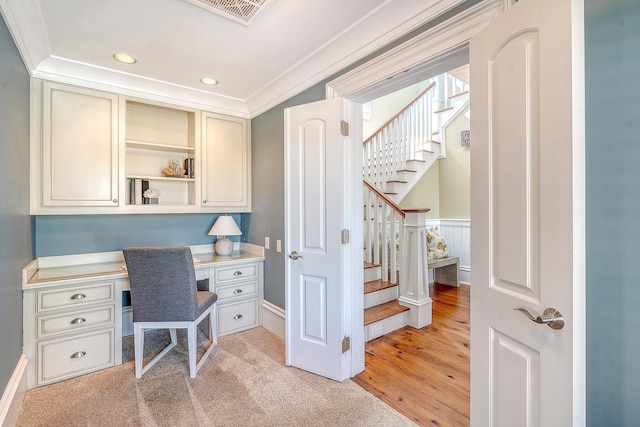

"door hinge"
[340,120,349,136]
[342,336,351,353]
[341,229,350,244]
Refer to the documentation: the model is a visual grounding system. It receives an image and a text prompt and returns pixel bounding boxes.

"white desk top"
[23,243,264,289]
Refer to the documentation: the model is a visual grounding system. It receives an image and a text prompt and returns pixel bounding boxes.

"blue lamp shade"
[208,216,242,256]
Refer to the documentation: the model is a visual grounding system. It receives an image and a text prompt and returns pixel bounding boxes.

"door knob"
[289,251,302,260]
[515,307,565,330]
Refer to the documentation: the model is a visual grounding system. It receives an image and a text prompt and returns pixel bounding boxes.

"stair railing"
[363,82,436,193]
[363,179,405,284]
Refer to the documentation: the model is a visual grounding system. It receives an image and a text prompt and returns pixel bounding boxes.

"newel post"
[399,209,432,328]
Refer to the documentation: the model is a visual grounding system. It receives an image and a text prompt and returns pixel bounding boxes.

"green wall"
[0,13,32,396]
[438,105,470,218]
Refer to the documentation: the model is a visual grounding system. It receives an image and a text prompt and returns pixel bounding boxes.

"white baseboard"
[0,354,28,427]
[261,301,285,341]
[460,266,471,286]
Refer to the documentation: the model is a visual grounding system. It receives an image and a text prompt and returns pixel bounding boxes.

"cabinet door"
[201,112,251,210]
[42,82,119,207]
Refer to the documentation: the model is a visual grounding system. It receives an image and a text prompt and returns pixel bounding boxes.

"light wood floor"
[353,283,470,426]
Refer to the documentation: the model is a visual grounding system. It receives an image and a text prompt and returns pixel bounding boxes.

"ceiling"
[0,0,467,117]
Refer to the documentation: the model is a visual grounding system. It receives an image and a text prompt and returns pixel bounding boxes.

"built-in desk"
[22,243,264,389]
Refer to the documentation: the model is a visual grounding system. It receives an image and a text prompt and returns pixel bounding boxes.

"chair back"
[123,246,199,322]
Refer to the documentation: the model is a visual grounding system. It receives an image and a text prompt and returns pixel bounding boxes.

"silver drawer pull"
[233,314,243,320]
[70,318,86,325]
[233,271,242,276]
[70,351,87,359]
[70,293,86,300]
[233,289,243,294]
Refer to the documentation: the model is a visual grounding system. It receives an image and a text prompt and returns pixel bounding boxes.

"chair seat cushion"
[197,291,218,317]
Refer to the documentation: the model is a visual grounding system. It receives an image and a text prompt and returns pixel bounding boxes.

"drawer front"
[215,263,258,284]
[38,282,115,312]
[217,299,259,336]
[216,280,258,302]
[38,306,115,339]
[38,329,115,385]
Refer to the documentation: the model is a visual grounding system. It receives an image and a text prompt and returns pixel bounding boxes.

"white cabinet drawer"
[217,299,259,336]
[37,282,115,312]
[38,329,115,385]
[215,263,258,284]
[38,306,115,339]
[216,280,258,302]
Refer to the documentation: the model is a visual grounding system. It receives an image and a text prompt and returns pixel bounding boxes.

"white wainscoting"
[426,219,471,285]
[0,354,28,427]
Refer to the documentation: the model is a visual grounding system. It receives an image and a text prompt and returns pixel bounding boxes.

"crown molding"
[1,0,484,118]
[241,0,470,117]
[326,0,503,103]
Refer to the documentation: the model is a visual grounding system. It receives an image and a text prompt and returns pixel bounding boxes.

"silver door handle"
[289,251,302,260]
[514,307,565,330]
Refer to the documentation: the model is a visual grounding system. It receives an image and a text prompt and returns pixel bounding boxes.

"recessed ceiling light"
[200,77,218,85]
[113,53,137,64]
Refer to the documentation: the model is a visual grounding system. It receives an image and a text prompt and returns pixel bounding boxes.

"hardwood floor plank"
[353,283,470,426]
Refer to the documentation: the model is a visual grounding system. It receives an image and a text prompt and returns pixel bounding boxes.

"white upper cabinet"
[36,81,119,209]
[201,112,251,212]
[31,79,251,214]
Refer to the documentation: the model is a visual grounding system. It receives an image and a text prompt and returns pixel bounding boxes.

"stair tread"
[396,169,417,173]
[434,106,454,114]
[406,159,426,163]
[449,90,469,99]
[364,262,381,269]
[364,300,409,326]
[364,279,398,294]
[386,180,407,183]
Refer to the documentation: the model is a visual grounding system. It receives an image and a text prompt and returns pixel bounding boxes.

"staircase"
[364,262,409,341]
[363,73,469,204]
[362,71,468,340]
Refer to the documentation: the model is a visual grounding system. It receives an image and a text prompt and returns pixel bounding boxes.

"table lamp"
[208,216,242,256]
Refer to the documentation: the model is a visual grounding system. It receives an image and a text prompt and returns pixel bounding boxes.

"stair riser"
[364,311,409,342]
[364,286,399,309]
[364,266,381,282]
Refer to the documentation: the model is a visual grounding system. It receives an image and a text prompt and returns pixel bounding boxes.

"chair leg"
[211,306,218,346]
[188,324,197,378]
[134,324,178,378]
[134,323,144,379]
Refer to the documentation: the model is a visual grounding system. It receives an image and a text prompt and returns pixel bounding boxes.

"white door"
[470,0,585,425]
[284,97,363,381]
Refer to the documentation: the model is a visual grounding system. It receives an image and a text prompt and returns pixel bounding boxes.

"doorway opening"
[354,65,472,425]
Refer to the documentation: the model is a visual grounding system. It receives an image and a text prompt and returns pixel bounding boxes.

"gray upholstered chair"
[123,246,218,378]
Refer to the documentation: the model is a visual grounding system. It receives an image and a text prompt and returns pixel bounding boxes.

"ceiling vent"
[182,0,273,26]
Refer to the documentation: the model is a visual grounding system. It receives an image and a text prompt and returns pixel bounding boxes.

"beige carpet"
[16,327,415,426]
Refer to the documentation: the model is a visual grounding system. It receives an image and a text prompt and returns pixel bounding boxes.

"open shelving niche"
[125,101,197,207]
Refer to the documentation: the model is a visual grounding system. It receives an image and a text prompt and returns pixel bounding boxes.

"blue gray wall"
[34,213,245,256]
[0,13,31,396]
[248,0,640,423]
[585,0,640,424]
[3,0,638,421]
[248,0,472,310]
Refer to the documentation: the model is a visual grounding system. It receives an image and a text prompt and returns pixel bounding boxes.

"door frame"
[326,2,585,421]
[326,0,505,378]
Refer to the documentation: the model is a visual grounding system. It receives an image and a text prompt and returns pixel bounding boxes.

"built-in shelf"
[126,175,195,182]
[125,140,195,153]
